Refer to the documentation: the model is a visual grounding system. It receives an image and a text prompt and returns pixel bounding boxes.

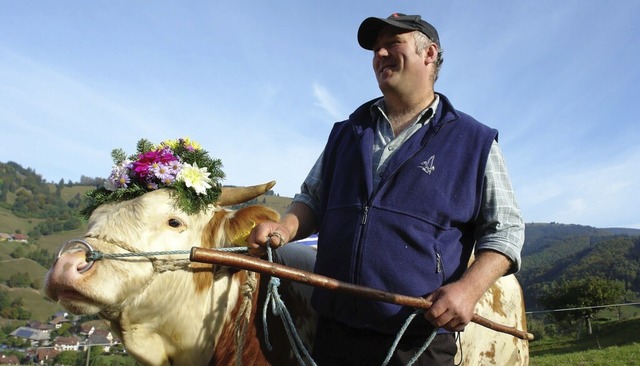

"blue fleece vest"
[312,93,498,334]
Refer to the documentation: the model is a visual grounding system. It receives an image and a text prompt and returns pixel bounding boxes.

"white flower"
[177,162,212,195]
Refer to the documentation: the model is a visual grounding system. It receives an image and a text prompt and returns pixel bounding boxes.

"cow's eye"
[167,218,183,228]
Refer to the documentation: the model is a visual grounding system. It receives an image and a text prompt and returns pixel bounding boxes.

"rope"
[235,271,258,366]
[382,309,437,366]
[86,247,247,262]
[262,241,316,366]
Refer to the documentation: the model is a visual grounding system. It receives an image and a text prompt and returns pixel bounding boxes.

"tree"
[54,350,79,366]
[538,276,625,337]
[10,245,27,259]
[52,323,73,337]
[6,272,31,288]
[56,178,65,197]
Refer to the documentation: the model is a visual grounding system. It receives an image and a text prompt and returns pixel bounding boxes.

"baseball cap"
[358,13,440,50]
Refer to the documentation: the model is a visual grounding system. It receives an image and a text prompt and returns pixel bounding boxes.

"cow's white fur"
[458,273,530,365]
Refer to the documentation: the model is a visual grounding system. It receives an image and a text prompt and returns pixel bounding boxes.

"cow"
[45,181,529,365]
[45,182,317,366]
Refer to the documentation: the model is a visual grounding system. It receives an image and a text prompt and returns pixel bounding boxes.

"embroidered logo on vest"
[418,155,436,175]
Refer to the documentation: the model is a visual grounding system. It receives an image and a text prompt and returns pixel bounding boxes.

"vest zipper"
[361,205,369,225]
[351,205,370,285]
[436,252,446,283]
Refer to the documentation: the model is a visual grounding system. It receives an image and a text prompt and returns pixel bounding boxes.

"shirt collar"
[370,94,440,127]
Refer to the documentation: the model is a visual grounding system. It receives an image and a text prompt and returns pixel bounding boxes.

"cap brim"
[358,17,418,50]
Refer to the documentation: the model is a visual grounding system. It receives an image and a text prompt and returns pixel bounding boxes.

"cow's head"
[44,181,278,317]
[45,137,278,317]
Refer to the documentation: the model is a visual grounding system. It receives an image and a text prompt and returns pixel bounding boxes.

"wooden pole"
[190,247,534,341]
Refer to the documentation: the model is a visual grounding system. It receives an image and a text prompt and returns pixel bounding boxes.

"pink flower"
[131,148,180,180]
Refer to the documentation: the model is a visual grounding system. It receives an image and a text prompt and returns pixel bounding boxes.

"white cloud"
[312,82,344,122]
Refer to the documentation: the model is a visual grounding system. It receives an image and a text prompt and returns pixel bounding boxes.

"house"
[0,233,12,242]
[48,315,69,329]
[52,311,68,319]
[0,354,20,365]
[11,234,28,243]
[53,336,80,352]
[92,329,113,343]
[27,321,55,332]
[9,327,51,346]
[78,324,95,336]
[34,348,59,364]
[86,332,113,353]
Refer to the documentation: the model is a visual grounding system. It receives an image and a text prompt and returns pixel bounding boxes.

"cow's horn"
[218,181,276,206]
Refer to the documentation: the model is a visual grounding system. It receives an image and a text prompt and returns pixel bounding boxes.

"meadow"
[529,317,640,365]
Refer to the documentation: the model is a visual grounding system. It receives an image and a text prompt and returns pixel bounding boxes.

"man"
[248,13,524,365]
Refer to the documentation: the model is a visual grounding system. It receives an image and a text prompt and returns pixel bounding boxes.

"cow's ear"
[225,206,280,247]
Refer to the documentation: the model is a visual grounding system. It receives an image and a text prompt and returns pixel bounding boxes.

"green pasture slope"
[529,317,640,365]
[0,206,43,235]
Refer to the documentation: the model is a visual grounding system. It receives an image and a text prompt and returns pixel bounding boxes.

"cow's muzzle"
[56,239,96,273]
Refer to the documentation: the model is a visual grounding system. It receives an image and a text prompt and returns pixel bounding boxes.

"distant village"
[1,229,119,364]
[1,311,120,365]
[0,233,28,243]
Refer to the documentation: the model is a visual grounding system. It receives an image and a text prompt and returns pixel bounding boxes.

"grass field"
[0,206,43,235]
[1,284,63,321]
[0,257,48,284]
[530,317,640,365]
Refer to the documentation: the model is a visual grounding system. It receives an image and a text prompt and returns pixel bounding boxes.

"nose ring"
[56,239,95,273]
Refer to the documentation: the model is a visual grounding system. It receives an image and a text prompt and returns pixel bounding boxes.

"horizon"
[1,1,639,229]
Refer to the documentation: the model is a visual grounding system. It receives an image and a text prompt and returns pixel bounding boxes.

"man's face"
[371,27,428,94]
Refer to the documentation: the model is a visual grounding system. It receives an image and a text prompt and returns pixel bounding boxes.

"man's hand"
[423,281,478,332]
[245,201,318,257]
[246,222,290,257]
[423,250,512,332]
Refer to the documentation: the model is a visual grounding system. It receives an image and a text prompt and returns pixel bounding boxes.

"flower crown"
[81,137,225,218]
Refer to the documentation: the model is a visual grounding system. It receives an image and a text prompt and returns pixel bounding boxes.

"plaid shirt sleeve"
[292,152,324,215]
[474,141,525,274]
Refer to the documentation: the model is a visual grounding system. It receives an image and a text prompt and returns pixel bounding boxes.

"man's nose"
[374,47,389,58]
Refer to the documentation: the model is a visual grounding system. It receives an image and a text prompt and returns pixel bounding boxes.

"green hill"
[516,223,640,310]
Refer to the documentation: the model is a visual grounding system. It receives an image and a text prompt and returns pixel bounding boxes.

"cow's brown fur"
[210,271,268,366]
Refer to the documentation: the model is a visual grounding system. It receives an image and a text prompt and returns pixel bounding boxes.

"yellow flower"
[161,137,202,151]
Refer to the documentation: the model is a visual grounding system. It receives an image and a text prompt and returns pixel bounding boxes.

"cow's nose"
[56,239,95,273]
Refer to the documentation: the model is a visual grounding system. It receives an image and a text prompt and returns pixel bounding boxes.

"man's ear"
[424,43,439,65]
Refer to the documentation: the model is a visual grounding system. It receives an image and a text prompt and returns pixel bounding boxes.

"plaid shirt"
[294,96,524,273]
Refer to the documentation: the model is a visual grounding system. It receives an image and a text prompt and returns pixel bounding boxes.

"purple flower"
[153,162,177,185]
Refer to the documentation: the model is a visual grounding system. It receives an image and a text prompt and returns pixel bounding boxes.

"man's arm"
[424,141,524,331]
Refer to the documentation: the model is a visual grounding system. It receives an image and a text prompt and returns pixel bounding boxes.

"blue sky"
[1,1,639,229]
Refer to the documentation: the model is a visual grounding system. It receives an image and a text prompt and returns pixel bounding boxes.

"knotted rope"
[261,241,316,366]
[234,271,258,366]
